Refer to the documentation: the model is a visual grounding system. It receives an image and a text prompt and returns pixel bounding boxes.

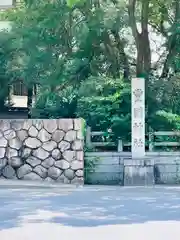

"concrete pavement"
[0,181,180,239]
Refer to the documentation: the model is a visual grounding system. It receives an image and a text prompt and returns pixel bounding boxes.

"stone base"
[124,158,154,186]
[124,166,154,186]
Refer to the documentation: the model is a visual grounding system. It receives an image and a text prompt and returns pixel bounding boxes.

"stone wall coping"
[85,152,180,157]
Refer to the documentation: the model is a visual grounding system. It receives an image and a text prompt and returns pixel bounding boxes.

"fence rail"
[86,127,180,152]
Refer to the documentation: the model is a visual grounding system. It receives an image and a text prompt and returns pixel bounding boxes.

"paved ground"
[0,181,180,240]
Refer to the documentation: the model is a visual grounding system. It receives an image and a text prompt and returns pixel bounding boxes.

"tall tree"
[128,0,151,77]
[2,0,180,134]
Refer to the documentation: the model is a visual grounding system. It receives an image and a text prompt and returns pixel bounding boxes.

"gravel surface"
[0,181,180,240]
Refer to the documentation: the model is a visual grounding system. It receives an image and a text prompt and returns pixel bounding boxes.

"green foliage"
[84,155,100,183]
[33,76,131,140]
[1,0,180,147]
[77,76,131,140]
[81,118,86,138]
[150,110,180,131]
[149,110,180,152]
[66,0,85,7]
[0,30,13,109]
[32,86,78,118]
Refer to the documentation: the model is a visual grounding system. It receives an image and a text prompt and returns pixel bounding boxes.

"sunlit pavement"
[0,181,180,240]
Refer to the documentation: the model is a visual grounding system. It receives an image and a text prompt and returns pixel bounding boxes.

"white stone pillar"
[131,78,145,158]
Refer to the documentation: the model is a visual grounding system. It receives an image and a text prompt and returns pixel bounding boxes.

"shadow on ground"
[1,186,180,230]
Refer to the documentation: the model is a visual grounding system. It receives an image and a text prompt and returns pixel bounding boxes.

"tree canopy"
[1,0,180,140]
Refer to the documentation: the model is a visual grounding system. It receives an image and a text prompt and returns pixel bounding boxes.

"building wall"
[0,119,84,184]
[11,95,28,108]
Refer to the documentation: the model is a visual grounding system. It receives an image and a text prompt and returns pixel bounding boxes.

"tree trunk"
[128,0,151,77]
[111,30,130,80]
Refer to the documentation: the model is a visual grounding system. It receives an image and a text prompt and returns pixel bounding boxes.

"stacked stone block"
[0,119,84,184]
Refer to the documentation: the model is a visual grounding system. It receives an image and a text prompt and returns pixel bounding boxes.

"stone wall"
[85,152,180,185]
[0,119,84,184]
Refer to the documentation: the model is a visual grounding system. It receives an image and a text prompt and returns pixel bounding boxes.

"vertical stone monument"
[131,78,145,158]
[124,78,154,185]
